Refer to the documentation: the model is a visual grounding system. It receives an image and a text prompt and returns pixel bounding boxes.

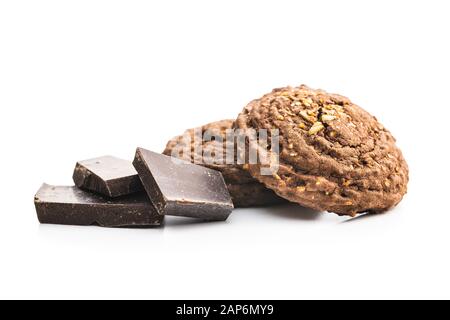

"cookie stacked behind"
[163,120,286,208]
[235,85,409,216]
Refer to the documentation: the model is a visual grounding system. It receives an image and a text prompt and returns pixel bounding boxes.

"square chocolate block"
[133,148,233,221]
[73,156,143,198]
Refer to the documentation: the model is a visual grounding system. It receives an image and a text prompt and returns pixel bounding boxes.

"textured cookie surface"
[163,120,285,207]
[235,85,409,216]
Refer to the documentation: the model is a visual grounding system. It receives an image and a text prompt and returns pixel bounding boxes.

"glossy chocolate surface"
[73,156,142,198]
[133,148,233,221]
[35,184,162,227]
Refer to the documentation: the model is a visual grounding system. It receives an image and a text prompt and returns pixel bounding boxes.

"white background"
[1,0,449,300]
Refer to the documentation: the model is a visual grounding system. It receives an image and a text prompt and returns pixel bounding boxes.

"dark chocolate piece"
[133,148,234,221]
[73,156,142,198]
[34,184,163,227]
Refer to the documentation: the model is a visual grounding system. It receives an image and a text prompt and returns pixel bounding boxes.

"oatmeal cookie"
[163,120,286,207]
[235,85,409,216]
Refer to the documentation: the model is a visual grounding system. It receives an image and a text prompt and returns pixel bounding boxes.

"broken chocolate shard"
[73,156,143,198]
[133,148,234,221]
[34,184,163,228]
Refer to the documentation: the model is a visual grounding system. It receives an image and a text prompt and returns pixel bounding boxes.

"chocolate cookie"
[235,85,409,216]
[163,120,285,207]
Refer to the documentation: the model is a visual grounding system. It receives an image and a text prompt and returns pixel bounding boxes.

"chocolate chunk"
[34,184,163,227]
[133,148,234,221]
[73,156,143,198]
